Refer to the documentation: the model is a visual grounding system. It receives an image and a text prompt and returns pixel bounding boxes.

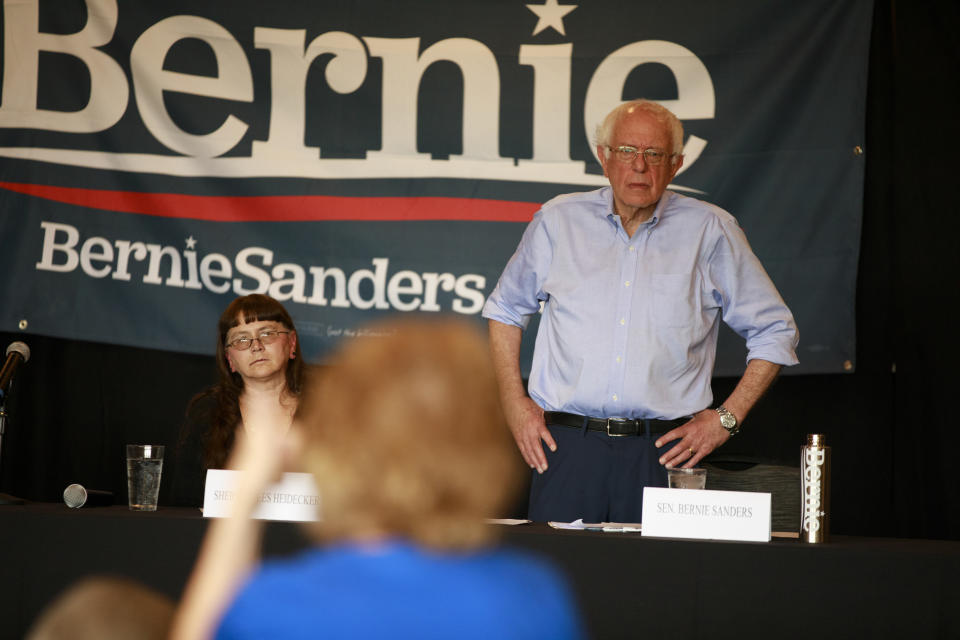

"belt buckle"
[606,418,628,437]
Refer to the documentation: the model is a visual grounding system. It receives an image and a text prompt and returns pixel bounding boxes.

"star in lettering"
[526,0,577,36]
[185,236,197,250]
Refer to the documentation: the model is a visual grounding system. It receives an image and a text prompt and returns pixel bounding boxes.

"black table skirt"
[1,504,958,639]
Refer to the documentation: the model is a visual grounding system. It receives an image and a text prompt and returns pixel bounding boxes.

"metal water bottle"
[801,433,831,543]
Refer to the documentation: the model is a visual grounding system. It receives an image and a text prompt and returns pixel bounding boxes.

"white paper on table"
[641,487,771,542]
[202,469,320,522]
[548,518,642,532]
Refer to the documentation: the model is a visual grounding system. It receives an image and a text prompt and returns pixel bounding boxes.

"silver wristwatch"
[716,405,740,436]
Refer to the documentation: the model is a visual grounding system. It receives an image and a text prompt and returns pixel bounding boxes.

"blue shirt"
[215,542,585,640]
[483,187,799,420]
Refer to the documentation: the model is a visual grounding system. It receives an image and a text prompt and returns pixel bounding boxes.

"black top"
[165,394,216,508]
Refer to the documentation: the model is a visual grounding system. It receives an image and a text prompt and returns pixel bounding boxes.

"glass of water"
[667,467,707,490]
[126,444,164,511]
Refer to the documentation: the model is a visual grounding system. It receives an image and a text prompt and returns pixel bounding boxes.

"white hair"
[595,100,684,161]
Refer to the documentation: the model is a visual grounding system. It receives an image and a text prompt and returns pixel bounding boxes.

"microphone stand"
[0,400,25,505]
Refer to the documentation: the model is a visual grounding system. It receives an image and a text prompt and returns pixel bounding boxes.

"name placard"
[202,469,321,522]
[641,487,771,542]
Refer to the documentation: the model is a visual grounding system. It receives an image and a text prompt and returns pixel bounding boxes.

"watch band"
[716,405,740,436]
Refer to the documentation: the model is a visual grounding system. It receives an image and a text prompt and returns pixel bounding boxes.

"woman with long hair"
[171,294,302,506]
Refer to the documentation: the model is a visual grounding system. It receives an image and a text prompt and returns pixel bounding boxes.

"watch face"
[720,412,736,429]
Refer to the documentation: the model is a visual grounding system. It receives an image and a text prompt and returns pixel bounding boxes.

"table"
[1,504,957,639]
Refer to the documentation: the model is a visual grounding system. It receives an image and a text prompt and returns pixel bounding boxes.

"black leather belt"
[544,411,688,437]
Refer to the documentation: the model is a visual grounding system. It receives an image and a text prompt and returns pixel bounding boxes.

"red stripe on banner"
[0,181,538,223]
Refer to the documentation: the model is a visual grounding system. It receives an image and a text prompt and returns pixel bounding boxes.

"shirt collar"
[602,187,675,229]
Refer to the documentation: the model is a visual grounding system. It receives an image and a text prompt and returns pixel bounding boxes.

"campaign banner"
[0,0,872,375]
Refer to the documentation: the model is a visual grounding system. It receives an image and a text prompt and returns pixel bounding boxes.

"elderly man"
[482,99,799,523]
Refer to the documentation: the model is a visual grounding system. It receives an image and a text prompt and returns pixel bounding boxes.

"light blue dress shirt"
[483,187,799,420]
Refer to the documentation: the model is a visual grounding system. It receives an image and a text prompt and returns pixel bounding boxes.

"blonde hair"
[298,317,521,550]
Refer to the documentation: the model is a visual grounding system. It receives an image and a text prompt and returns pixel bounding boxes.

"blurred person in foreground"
[170,317,585,640]
[26,576,174,640]
[171,294,303,506]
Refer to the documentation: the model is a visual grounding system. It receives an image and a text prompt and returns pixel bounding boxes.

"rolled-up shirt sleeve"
[708,217,800,367]
[482,210,554,330]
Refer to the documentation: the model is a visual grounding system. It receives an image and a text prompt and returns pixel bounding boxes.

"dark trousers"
[528,424,678,523]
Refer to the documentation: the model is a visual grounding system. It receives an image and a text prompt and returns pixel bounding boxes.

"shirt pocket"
[651,274,694,328]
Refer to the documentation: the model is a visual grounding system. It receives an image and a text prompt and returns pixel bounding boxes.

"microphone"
[63,484,115,508]
[0,341,30,402]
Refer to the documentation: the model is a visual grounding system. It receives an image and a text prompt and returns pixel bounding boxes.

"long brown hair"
[188,294,303,469]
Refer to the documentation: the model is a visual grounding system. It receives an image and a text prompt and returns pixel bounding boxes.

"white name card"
[202,469,321,522]
[641,487,771,542]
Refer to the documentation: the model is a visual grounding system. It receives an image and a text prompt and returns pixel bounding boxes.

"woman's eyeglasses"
[226,330,289,351]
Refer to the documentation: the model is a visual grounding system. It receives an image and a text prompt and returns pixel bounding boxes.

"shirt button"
[619,318,625,326]
[629,246,636,252]
[615,356,621,363]
[624,281,631,287]
[612,394,618,401]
